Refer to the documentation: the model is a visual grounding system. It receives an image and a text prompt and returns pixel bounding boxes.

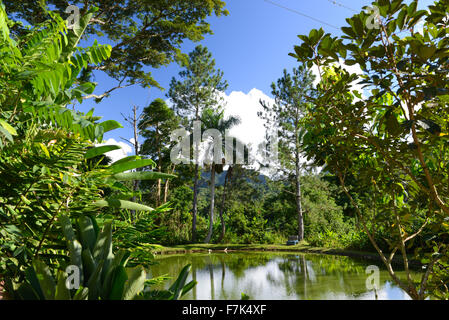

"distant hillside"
[198,170,268,188]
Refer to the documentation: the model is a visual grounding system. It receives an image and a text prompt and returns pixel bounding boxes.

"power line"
[263,0,341,30]
[325,0,359,13]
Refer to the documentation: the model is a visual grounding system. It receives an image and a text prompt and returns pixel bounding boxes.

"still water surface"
[149,252,420,300]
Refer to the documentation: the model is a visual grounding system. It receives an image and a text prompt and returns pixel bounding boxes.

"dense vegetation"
[1,0,449,300]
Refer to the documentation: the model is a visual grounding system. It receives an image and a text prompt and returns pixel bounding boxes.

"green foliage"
[138,98,180,207]
[168,45,228,124]
[5,215,195,300]
[292,0,449,299]
[4,0,229,97]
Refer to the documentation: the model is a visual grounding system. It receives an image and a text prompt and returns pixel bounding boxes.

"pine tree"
[168,45,228,243]
[259,64,315,241]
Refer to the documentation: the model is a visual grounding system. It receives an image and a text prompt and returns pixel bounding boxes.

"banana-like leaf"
[99,120,123,133]
[110,156,141,166]
[92,223,112,265]
[112,171,177,181]
[77,216,97,252]
[123,266,146,300]
[109,159,156,174]
[85,145,121,160]
[93,199,154,212]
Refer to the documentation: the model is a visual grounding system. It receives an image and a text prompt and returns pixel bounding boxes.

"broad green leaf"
[112,171,177,181]
[93,199,154,212]
[110,156,142,166]
[99,120,123,133]
[92,223,112,264]
[77,216,97,252]
[85,145,121,159]
[0,119,17,136]
[109,159,156,174]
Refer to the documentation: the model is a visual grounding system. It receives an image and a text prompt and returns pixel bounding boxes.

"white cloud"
[220,88,277,173]
[96,138,133,163]
[220,88,317,177]
[223,88,272,150]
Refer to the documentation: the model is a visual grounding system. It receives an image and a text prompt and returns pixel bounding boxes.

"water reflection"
[148,252,419,300]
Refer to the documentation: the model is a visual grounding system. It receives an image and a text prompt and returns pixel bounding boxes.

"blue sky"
[77,0,434,156]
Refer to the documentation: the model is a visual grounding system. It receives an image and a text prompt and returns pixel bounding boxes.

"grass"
[153,242,383,261]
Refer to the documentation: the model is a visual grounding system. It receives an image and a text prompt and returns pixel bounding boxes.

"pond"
[148,251,421,300]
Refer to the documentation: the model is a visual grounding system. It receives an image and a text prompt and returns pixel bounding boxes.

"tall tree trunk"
[163,178,170,204]
[218,166,232,243]
[156,122,161,207]
[205,164,216,243]
[163,164,175,204]
[192,163,199,243]
[191,110,200,243]
[129,106,140,222]
[295,151,304,241]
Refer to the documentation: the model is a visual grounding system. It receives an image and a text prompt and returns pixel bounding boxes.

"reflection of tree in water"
[224,253,273,279]
[266,254,410,299]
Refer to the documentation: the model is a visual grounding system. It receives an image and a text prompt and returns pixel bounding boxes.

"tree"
[292,0,449,299]
[259,65,315,241]
[139,98,180,206]
[168,45,228,243]
[4,0,228,101]
[217,166,233,243]
[201,108,240,243]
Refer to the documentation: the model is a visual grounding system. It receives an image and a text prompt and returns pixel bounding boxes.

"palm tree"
[201,108,240,243]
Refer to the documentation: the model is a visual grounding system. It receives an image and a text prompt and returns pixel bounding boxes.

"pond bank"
[151,243,419,267]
